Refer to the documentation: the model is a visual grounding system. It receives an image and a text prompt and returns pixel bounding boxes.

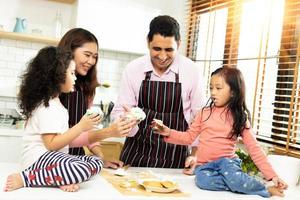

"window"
[186,0,300,157]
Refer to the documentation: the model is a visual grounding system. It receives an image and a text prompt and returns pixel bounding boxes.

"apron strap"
[175,73,179,83]
[145,71,180,82]
[145,71,152,80]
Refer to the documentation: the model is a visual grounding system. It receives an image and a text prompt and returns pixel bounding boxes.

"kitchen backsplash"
[0,38,142,111]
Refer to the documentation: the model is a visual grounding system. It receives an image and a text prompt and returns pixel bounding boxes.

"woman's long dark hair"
[204,67,251,138]
[58,28,99,99]
[18,46,72,119]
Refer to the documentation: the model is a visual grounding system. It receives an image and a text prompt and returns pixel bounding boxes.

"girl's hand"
[108,118,136,137]
[89,113,102,125]
[272,176,288,190]
[151,119,170,136]
[183,156,197,175]
[78,114,100,132]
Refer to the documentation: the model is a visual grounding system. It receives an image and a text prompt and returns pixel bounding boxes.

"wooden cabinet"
[100,141,123,161]
[84,141,123,161]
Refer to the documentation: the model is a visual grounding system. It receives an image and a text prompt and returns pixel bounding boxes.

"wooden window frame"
[186,0,300,157]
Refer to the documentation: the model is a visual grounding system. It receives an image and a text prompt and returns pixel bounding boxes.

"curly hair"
[203,67,251,138]
[18,46,73,119]
[58,28,99,99]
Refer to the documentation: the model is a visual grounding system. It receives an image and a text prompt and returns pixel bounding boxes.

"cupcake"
[86,106,104,119]
[126,107,146,122]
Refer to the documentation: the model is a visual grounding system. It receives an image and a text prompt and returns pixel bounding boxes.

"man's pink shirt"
[111,54,206,138]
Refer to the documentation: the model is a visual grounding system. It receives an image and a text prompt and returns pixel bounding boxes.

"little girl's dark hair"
[18,46,73,119]
[204,67,251,138]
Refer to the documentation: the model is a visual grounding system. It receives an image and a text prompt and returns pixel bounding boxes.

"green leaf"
[235,149,259,175]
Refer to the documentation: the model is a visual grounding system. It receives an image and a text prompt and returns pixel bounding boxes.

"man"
[111,15,205,171]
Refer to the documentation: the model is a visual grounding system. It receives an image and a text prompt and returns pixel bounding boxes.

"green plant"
[236,148,259,176]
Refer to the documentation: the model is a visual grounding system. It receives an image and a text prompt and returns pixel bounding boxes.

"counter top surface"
[0,127,24,136]
[0,163,299,200]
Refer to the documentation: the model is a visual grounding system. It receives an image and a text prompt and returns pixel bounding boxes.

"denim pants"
[194,157,270,198]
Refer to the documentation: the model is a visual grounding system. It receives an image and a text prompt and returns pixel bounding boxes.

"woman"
[59,28,133,168]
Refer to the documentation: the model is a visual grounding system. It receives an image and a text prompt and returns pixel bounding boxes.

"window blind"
[186,0,300,157]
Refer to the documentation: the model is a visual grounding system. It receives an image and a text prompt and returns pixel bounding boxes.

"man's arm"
[110,67,140,137]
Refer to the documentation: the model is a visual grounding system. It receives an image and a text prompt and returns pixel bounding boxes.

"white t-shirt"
[21,98,69,169]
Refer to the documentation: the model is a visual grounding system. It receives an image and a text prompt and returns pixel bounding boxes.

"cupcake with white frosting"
[126,107,146,122]
[86,106,104,119]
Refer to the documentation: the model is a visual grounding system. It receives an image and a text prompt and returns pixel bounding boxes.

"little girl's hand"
[151,119,170,136]
[183,156,197,175]
[272,176,288,190]
[78,114,99,131]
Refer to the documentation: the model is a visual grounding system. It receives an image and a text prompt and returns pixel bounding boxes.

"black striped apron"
[120,71,189,168]
[59,85,87,156]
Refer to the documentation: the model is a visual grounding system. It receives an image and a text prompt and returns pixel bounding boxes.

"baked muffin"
[86,106,104,119]
[143,181,163,188]
[126,107,146,122]
[161,181,176,188]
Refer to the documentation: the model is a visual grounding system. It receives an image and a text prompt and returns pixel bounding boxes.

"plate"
[139,178,178,193]
[114,168,129,176]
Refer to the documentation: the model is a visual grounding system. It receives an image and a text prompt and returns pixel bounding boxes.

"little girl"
[152,67,288,197]
[4,46,102,192]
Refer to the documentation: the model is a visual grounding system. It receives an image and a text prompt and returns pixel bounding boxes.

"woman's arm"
[42,115,98,151]
[88,118,136,143]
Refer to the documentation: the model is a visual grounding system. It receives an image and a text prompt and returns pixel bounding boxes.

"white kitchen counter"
[0,127,24,136]
[0,163,299,200]
[0,127,125,163]
[0,128,23,162]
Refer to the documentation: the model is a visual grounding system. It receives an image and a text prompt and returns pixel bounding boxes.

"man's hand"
[122,105,140,126]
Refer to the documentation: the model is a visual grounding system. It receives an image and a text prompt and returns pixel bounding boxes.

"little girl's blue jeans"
[194,157,270,197]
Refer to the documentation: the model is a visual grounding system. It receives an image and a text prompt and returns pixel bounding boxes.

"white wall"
[0,0,187,53]
[142,0,189,54]
[0,38,140,109]
[76,0,187,54]
[0,0,188,109]
[0,0,75,37]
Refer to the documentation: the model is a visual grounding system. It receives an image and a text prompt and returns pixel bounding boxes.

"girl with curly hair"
[4,46,103,192]
[151,67,288,197]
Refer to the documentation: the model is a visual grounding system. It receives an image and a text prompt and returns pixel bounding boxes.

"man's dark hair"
[147,15,180,42]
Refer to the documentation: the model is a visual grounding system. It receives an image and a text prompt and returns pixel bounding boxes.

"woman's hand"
[183,156,197,175]
[108,118,136,137]
[272,176,288,190]
[104,159,124,169]
[151,119,170,136]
